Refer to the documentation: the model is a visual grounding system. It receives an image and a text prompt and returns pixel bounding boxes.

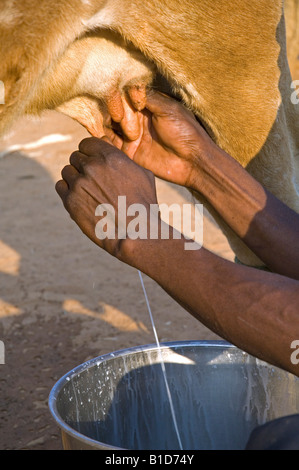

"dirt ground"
[0,111,234,450]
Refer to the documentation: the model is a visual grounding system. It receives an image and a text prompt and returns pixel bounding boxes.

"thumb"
[145,91,176,115]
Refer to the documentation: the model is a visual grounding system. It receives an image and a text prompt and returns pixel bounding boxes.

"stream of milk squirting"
[138,270,183,450]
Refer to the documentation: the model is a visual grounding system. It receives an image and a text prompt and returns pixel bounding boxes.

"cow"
[285,0,299,80]
[0,0,298,267]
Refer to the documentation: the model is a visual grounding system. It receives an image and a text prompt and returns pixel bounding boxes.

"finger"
[102,133,124,150]
[132,113,159,166]
[69,151,89,172]
[145,91,177,114]
[78,136,114,157]
[103,128,124,149]
[61,164,80,187]
[146,91,197,125]
[97,136,122,156]
[130,112,153,159]
[121,138,141,160]
[120,97,142,141]
[55,179,69,200]
[140,110,153,140]
[121,113,144,159]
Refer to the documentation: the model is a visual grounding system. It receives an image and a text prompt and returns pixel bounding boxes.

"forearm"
[190,145,299,279]
[122,231,299,376]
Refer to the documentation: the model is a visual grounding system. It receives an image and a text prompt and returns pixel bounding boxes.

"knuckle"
[62,191,73,211]
[60,165,71,179]
[79,137,100,154]
[78,138,90,152]
[55,179,64,193]
[69,151,81,165]
[84,158,102,177]
[110,152,127,169]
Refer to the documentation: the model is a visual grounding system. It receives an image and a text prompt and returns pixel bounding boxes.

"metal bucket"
[49,341,299,450]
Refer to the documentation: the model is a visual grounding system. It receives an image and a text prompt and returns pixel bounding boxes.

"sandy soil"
[0,112,234,450]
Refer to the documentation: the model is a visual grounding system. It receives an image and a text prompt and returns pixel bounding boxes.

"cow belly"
[285,0,299,81]
[1,0,298,269]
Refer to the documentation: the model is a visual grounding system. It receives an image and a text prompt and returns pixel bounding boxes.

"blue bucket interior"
[49,341,299,450]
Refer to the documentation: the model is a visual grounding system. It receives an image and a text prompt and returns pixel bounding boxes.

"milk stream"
[138,270,183,450]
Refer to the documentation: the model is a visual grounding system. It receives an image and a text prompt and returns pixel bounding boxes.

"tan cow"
[0,0,298,267]
[285,0,299,80]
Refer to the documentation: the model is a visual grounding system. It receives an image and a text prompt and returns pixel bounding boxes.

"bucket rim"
[48,340,234,449]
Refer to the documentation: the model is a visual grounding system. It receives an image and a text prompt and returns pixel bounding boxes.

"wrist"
[115,212,164,267]
[186,138,221,193]
[116,236,144,267]
[115,217,185,270]
[189,134,245,195]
